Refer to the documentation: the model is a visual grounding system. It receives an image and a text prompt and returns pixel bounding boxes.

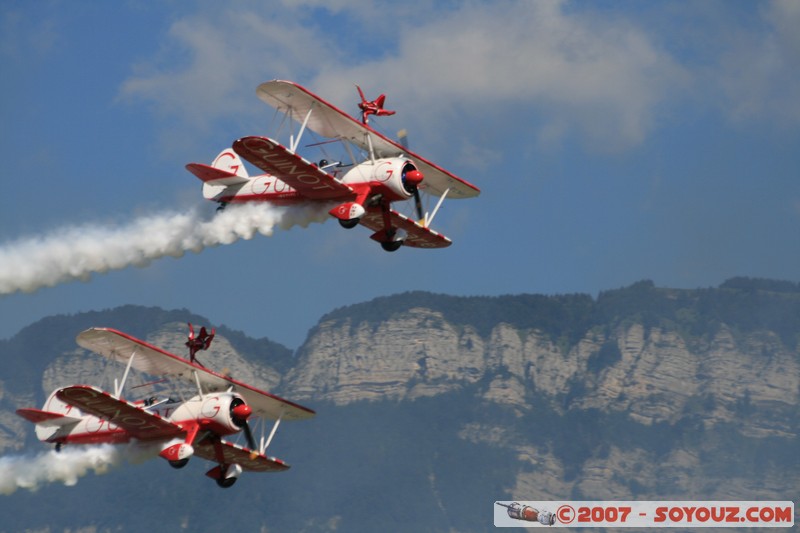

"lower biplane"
[16,326,314,488]
[186,80,480,251]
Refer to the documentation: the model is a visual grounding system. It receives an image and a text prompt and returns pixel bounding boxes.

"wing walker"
[17,326,314,489]
[186,80,480,252]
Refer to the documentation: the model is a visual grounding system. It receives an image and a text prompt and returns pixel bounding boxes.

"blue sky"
[1,0,798,349]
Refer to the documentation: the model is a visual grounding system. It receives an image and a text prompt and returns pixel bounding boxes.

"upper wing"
[75,328,315,422]
[358,209,452,249]
[232,136,354,200]
[55,385,183,440]
[194,439,290,473]
[256,80,480,199]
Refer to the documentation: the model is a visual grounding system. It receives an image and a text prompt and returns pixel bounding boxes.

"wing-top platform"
[256,80,480,200]
[76,328,315,422]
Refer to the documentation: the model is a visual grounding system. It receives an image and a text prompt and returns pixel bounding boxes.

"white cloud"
[117,9,337,131]
[312,1,688,152]
[131,1,800,154]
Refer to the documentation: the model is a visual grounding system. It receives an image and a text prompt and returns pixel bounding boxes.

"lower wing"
[194,439,290,473]
[359,209,452,249]
[55,385,184,440]
[233,136,354,200]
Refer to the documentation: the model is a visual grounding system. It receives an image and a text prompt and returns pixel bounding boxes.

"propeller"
[230,397,257,451]
[399,133,425,223]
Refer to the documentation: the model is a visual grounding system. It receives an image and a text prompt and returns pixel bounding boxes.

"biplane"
[16,326,314,488]
[186,80,481,251]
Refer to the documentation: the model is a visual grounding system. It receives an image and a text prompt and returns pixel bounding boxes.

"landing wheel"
[55,443,62,453]
[338,218,359,229]
[169,458,189,469]
[216,477,237,488]
[216,203,227,213]
[381,240,403,252]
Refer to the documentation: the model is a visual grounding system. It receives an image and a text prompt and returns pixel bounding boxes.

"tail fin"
[186,149,250,187]
[211,149,249,179]
[17,390,83,442]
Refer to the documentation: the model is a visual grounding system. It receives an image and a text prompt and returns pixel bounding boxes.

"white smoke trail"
[0,444,127,494]
[0,203,331,295]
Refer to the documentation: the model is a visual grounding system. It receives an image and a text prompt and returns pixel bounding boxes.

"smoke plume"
[0,444,150,494]
[0,203,330,295]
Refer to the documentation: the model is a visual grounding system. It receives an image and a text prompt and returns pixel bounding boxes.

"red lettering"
[708,507,724,521]
[244,139,336,191]
[774,507,792,523]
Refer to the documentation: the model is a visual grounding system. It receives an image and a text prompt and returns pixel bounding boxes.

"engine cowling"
[340,157,424,201]
[170,392,251,436]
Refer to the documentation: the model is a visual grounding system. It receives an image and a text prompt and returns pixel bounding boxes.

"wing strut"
[114,349,137,397]
[365,132,376,163]
[260,410,284,454]
[289,102,316,154]
[192,369,204,396]
[425,187,451,228]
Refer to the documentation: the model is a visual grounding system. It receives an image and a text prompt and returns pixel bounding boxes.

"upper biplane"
[186,80,480,251]
[16,326,314,488]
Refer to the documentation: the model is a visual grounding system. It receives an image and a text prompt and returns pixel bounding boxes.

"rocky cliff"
[276,281,799,506]
[286,284,799,434]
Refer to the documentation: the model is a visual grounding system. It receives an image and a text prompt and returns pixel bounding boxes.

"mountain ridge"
[0,278,797,531]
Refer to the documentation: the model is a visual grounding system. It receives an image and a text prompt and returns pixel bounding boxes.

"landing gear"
[381,240,403,252]
[216,202,227,213]
[206,463,242,489]
[216,477,237,488]
[338,218,360,229]
[169,458,189,469]
[55,443,62,452]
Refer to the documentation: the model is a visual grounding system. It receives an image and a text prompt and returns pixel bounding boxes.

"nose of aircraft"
[404,169,424,187]
[232,403,252,421]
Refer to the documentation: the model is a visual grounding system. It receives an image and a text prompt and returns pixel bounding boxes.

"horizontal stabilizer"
[185,163,251,186]
[16,408,81,427]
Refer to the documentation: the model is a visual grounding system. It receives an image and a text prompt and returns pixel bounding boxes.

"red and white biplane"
[16,327,314,488]
[186,80,480,252]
